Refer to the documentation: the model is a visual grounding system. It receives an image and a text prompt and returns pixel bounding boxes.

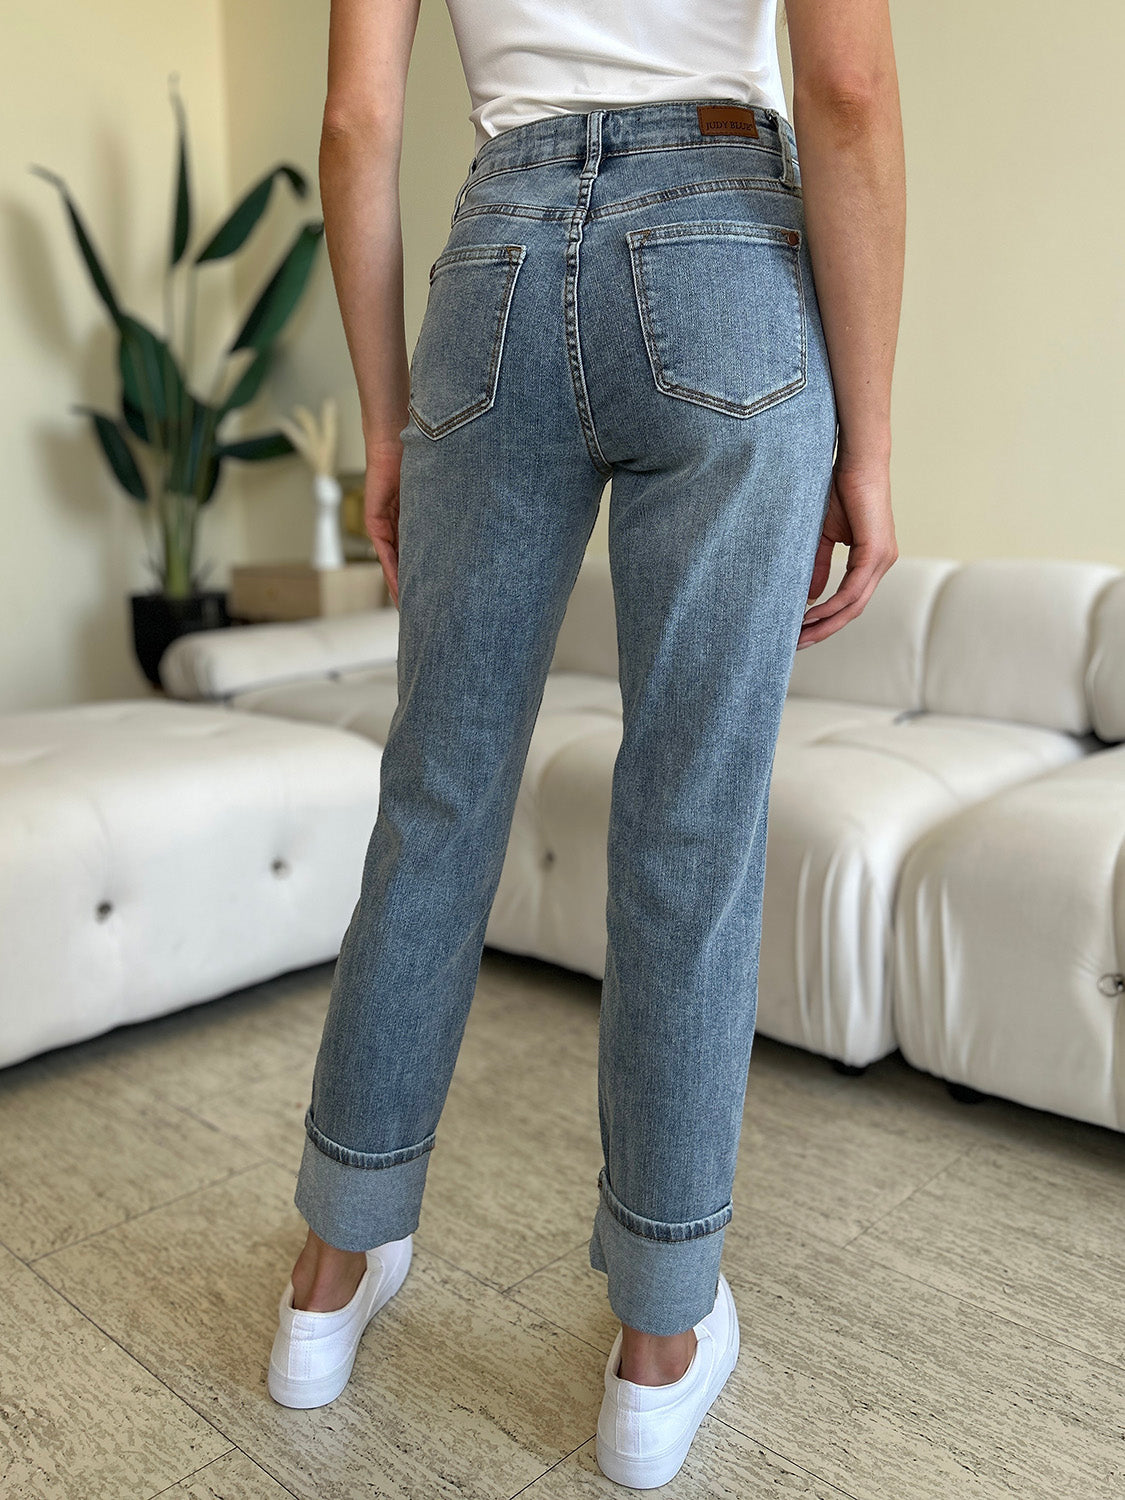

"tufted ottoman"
[0,699,383,1069]
[892,744,1125,1134]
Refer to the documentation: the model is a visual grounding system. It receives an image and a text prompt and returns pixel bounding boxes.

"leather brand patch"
[697,104,759,139]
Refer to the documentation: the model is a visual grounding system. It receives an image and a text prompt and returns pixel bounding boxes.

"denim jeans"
[294,98,837,1336]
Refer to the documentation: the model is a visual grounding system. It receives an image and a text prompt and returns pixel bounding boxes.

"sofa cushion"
[503,724,619,978]
[489,708,623,967]
[549,553,618,680]
[787,556,958,710]
[1086,573,1125,743]
[159,608,400,700]
[776,695,904,747]
[230,661,402,743]
[0,700,383,1069]
[756,712,1089,1065]
[893,746,1125,1131]
[539,670,623,720]
[921,559,1118,734]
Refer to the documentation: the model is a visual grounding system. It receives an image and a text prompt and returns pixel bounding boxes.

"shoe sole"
[595,1288,740,1489]
[267,1237,413,1409]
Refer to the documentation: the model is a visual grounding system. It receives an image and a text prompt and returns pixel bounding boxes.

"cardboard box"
[228,562,388,621]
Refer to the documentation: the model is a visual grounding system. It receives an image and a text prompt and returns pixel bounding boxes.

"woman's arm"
[320,0,421,606]
[783,0,906,646]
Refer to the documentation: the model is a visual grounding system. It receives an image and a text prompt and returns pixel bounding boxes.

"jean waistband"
[469,97,797,179]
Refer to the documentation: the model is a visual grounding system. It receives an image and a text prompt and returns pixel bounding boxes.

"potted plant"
[32,75,325,686]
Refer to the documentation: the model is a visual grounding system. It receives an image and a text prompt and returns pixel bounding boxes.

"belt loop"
[450,157,476,228]
[583,108,605,176]
[776,114,800,190]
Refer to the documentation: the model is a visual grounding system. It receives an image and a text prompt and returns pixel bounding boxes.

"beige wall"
[0,0,242,710]
[778,4,1125,567]
[218,0,339,569]
[2,1,1122,710]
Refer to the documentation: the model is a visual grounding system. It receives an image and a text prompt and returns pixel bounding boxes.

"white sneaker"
[596,1272,740,1489]
[267,1234,414,1408]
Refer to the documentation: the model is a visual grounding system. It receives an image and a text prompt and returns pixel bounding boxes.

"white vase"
[312,473,344,570]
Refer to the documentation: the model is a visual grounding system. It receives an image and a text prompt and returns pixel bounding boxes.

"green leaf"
[167,399,222,501]
[30,165,122,323]
[216,430,295,462]
[121,395,150,443]
[169,81,192,267]
[168,448,221,503]
[228,220,323,353]
[194,165,309,264]
[189,405,223,503]
[202,459,225,501]
[74,405,148,501]
[187,452,222,504]
[218,346,272,414]
[199,458,223,504]
[115,324,222,501]
[117,313,189,443]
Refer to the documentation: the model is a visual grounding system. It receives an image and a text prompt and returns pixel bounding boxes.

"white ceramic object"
[312,472,344,570]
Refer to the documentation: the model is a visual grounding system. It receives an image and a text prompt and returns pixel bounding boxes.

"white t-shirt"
[443,0,789,154]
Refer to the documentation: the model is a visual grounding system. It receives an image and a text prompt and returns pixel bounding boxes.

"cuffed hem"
[588,1167,732,1335]
[303,1107,437,1169]
[293,1114,436,1252]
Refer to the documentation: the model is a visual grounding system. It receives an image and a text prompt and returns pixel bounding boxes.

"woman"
[268,0,904,1487]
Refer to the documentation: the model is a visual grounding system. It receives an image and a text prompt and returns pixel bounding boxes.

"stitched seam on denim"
[468,150,584,189]
[449,163,475,229]
[601,179,795,227]
[605,139,783,166]
[477,141,786,189]
[477,140,786,185]
[455,178,795,230]
[563,121,613,477]
[430,243,525,274]
[777,116,798,188]
[795,232,809,394]
[592,178,796,226]
[598,1167,733,1243]
[565,224,613,474]
[630,220,801,245]
[472,139,783,189]
[408,247,525,438]
[305,1107,437,1169]
[455,205,574,226]
[628,228,807,417]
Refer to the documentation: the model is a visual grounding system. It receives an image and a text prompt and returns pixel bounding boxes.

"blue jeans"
[294,98,837,1336]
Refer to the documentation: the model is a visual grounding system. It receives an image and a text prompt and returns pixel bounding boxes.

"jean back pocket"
[625,221,807,418]
[408,243,527,439]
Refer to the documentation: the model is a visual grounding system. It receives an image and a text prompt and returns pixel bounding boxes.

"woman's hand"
[364,438,403,609]
[797,453,897,648]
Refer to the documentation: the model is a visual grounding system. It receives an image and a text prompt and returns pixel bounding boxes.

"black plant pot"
[130,589,232,688]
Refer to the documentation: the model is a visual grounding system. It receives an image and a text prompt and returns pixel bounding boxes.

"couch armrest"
[159,608,400,700]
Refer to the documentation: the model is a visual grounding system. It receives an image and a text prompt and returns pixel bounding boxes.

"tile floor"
[1,949,1122,1499]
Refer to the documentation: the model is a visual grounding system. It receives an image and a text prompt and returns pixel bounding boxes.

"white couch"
[156,553,1124,1131]
[0,700,383,1069]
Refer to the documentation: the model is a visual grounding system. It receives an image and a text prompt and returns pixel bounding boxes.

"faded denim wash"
[294,97,837,1336]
